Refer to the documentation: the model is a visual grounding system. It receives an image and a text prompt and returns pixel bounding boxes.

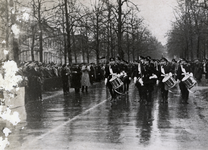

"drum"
[162,75,177,89]
[182,75,197,89]
[109,77,123,89]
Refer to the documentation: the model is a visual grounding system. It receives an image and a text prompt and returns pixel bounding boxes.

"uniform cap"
[145,56,151,62]
[160,57,168,62]
[109,57,115,61]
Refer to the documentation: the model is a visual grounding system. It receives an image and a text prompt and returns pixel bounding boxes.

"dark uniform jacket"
[177,64,191,81]
[158,64,172,81]
[105,64,120,80]
[142,64,158,86]
[133,63,143,79]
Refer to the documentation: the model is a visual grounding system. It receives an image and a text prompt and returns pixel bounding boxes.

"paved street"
[5,80,208,150]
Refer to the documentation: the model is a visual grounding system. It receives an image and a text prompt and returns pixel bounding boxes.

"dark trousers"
[122,77,130,92]
[62,80,69,94]
[75,88,80,93]
[142,85,153,103]
[136,82,145,102]
[160,82,168,102]
[179,82,189,102]
[107,82,116,99]
[82,86,88,92]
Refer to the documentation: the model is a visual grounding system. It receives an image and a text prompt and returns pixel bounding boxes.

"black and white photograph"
[1,0,208,150]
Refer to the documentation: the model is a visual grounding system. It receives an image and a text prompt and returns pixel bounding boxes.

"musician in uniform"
[158,57,173,103]
[142,56,158,105]
[104,57,120,101]
[142,56,157,105]
[134,56,158,105]
[170,59,178,80]
[133,56,145,103]
[176,59,193,104]
[117,58,131,93]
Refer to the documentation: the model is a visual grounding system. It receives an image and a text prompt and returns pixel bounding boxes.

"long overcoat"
[70,65,82,88]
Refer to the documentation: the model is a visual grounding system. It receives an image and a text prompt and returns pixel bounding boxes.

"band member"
[142,57,158,105]
[118,59,131,93]
[170,59,178,80]
[158,57,173,103]
[133,56,145,102]
[104,57,120,101]
[177,59,193,104]
[134,56,158,105]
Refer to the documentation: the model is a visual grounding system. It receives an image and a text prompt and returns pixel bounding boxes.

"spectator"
[81,63,91,93]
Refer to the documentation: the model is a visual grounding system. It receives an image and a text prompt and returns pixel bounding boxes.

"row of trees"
[0,0,165,65]
[167,0,208,61]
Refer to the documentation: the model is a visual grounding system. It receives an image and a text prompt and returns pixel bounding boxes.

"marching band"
[14,56,201,105]
[104,56,198,106]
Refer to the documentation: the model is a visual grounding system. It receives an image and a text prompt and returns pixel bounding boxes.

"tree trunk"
[126,31,130,62]
[31,26,35,61]
[72,32,77,63]
[61,1,67,64]
[64,0,72,65]
[118,0,124,59]
[196,35,200,59]
[38,1,43,62]
[96,13,100,65]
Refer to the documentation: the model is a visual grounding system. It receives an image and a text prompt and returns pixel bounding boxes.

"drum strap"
[188,89,196,94]
[181,65,186,74]
[161,66,165,74]
[114,89,127,95]
[203,63,206,73]
[155,63,158,71]
[109,65,113,75]
[138,63,141,74]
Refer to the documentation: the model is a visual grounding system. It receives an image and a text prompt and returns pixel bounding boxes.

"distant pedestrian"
[89,63,95,85]
[61,64,70,95]
[95,65,103,82]
[70,64,82,93]
[81,63,91,93]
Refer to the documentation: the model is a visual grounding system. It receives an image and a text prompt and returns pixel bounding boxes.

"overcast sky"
[79,0,178,45]
[132,0,178,45]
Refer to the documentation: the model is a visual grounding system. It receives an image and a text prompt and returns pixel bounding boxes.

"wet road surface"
[5,81,208,150]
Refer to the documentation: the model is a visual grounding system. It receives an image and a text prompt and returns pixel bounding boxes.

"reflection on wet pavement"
[5,83,208,150]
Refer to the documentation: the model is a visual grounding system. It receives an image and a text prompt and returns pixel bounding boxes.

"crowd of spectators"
[16,61,105,101]
[15,58,208,102]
